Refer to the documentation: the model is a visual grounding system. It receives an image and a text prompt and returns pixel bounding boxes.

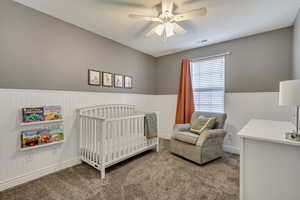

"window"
[191,56,225,113]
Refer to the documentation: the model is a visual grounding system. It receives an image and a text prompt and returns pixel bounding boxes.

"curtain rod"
[190,52,231,61]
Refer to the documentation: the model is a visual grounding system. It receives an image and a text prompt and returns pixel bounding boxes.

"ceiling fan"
[128,0,207,40]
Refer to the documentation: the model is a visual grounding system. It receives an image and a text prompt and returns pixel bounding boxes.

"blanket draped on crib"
[144,112,158,139]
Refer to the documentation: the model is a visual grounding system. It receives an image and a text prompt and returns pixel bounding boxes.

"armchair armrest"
[172,124,191,139]
[196,129,227,146]
[206,129,227,138]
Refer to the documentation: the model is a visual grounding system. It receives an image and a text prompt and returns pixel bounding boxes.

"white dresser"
[238,119,300,200]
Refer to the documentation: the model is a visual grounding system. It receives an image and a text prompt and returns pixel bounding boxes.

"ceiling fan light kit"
[129,0,207,40]
[155,22,174,39]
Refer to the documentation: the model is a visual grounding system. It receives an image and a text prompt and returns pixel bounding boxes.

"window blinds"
[191,56,225,113]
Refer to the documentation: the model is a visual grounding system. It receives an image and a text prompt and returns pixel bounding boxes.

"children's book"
[49,127,64,142]
[21,129,40,148]
[44,106,62,121]
[22,107,44,123]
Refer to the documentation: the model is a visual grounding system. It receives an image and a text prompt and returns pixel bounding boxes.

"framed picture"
[88,69,101,86]
[102,72,113,87]
[114,74,124,88]
[124,75,133,89]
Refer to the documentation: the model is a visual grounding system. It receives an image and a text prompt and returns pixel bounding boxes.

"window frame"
[190,55,226,113]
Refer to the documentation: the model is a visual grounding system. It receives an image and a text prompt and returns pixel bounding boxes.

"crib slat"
[112,121,115,160]
[110,121,114,161]
[92,119,95,161]
[95,120,99,166]
[139,117,142,148]
[88,118,91,161]
[127,118,130,154]
[142,117,146,147]
[117,118,121,158]
[134,117,138,150]
[107,121,111,162]
[80,117,83,156]
[84,117,88,160]
[130,117,134,152]
[85,116,88,160]
[93,119,97,163]
[123,119,126,155]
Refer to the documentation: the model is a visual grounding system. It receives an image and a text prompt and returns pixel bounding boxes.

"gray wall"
[0,0,156,94]
[155,28,293,94]
[293,10,300,79]
[0,0,294,95]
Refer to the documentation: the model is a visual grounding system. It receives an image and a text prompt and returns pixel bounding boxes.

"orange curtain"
[175,58,195,124]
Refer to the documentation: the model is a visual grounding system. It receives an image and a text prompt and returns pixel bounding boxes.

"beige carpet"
[0,140,239,200]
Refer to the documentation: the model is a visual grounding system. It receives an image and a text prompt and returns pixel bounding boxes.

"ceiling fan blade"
[129,14,162,22]
[146,24,160,37]
[174,7,207,21]
[133,22,157,37]
[172,23,186,34]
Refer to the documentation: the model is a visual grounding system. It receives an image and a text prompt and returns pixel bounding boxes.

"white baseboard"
[223,145,240,155]
[0,157,81,192]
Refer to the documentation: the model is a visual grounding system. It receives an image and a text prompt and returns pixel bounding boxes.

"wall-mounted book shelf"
[20,119,64,126]
[20,140,64,151]
[20,106,64,151]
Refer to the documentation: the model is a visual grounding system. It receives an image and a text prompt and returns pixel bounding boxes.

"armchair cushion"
[190,116,216,134]
[174,130,199,145]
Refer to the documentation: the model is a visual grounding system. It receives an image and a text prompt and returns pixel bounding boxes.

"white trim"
[0,157,81,192]
[223,145,240,155]
[20,119,64,126]
[190,52,231,62]
[239,138,245,200]
[0,88,154,96]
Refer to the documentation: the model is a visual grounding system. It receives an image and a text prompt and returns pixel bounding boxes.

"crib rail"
[79,104,135,119]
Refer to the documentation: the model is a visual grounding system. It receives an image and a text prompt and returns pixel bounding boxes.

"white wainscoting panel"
[0,89,155,191]
[153,95,178,140]
[0,89,293,191]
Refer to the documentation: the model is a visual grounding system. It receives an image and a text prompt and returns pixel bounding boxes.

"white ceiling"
[14,0,300,57]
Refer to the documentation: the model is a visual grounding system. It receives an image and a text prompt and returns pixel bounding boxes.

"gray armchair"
[170,112,227,165]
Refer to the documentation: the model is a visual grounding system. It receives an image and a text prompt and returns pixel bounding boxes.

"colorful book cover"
[21,126,64,149]
[49,127,64,142]
[21,129,40,148]
[22,107,44,123]
[44,106,62,121]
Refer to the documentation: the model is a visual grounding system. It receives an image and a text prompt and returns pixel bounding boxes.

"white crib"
[78,104,159,179]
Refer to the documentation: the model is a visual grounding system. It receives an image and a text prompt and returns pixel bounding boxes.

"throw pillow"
[190,116,216,134]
